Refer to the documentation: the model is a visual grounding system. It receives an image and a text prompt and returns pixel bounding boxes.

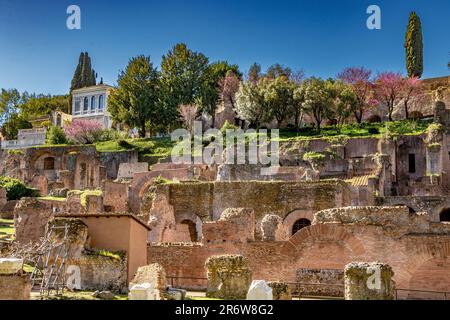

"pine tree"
[405,11,423,78]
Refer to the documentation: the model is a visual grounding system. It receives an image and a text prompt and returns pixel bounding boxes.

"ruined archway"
[180,220,198,242]
[439,208,450,222]
[283,209,315,237]
[292,218,311,235]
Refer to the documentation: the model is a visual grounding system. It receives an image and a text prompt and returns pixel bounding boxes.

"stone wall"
[0,275,31,300]
[296,268,344,297]
[145,180,351,242]
[148,206,450,296]
[99,150,138,180]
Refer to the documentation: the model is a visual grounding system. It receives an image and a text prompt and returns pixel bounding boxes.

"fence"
[395,288,449,300]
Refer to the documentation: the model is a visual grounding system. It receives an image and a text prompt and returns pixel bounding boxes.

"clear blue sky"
[0,0,449,95]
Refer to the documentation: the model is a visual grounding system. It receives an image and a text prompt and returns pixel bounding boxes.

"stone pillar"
[205,254,252,300]
[267,281,292,300]
[0,258,31,300]
[344,262,395,300]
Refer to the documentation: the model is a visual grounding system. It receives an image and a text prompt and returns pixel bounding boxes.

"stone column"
[344,262,395,300]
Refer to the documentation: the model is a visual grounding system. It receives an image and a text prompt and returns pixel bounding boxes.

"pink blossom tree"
[400,76,425,119]
[373,72,404,121]
[64,119,103,144]
[337,67,374,123]
[178,104,199,132]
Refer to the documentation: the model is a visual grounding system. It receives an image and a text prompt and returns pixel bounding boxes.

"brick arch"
[287,223,366,256]
[283,209,315,236]
[393,241,450,290]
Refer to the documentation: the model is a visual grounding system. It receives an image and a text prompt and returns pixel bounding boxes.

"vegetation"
[95,137,175,157]
[70,52,97,92]
[405,12,423,78]
[0,177,39,200]
[47,126,68,145]
[0,219,15,241]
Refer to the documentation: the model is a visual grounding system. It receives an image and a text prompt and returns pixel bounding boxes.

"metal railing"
[395,288,449,300]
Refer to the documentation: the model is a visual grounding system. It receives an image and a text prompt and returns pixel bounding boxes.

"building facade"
[72,84,114,129]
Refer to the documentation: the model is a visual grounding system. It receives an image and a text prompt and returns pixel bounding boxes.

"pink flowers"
[64,119,103,144]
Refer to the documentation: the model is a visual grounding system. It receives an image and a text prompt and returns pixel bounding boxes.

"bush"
[47,126,68,145]
[117,139,133,149]
[0,177,39,200]
[367,115,382,123]
[96,129,125,142]
[64,119,103,144]
[368,127,380,135]
[220,120,238,133]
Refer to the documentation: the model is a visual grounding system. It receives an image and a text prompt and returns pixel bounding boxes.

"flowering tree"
[373,72,404,121]
[178,104,199,132]
[337,67,374,123]
[400,76,424,119]
[220,71,240,110]
[64,119,103,144]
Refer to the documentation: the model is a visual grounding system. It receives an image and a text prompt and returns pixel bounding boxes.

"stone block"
[246,280,273,300]
[267,282,292,300]
[205,254,252,300]
[128,283,156,300]
[0,258,23,275]
[344,262,395,300]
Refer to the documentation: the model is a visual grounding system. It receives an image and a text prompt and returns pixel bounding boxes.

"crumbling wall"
[296,268,344,297]
[205,254,252,300]
[129,263,167,300]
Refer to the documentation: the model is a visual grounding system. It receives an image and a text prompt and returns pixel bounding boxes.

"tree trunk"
[211,108,216,129]
[139,120,146,138]
[354,109,363,124]
[404,100,409,119]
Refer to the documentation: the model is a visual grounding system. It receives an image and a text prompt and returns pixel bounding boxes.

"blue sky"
[0,0,449,95]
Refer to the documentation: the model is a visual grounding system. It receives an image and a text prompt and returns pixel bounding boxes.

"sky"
[0,0,449,95]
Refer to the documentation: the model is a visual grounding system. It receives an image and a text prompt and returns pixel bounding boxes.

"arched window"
[83,97,89,113]
[440,209,450,222]
[43,157,55,170]
[181,220,198,242]
[292,218,311,235]
[98,95,104,112]
[91,96,96,112]
[74,98,81,114]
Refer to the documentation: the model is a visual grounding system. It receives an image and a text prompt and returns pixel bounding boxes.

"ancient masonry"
[0,100,449,299]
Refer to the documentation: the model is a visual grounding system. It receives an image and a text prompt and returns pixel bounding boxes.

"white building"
[72,84,114,129]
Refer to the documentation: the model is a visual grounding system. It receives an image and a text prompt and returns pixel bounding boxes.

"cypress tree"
[70,52,97,92]
[405,11,423,78]
[70,52,84,91]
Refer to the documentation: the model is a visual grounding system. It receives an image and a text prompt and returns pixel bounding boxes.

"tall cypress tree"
[405,11,423,78]
[70,52,97,92]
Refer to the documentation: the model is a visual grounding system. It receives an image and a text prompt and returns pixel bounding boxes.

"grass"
[95,137,175,157]
[34,290,128,301]
[37,196,67,202]
[0,219,14,241]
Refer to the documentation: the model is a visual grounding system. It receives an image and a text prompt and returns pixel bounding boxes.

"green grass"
[95,137,175,157]
[35,290,128,300]
[37,196,67,202]
[0,219,14,241]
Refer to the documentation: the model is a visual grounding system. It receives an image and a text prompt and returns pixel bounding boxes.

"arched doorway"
[180,220,198,242]
[292,218,311,235]
[439,208,450,222]
[43,157,55,170]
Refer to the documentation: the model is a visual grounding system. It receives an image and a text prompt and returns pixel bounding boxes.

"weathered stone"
[0,258,23,275]
[0,275,31,300]
[128,283,156,300]
[92,290,115,300]
[129,263,167,300]
[246,280,273,300]
[205,254,252,300]
[167,287,187,300]
[344,262,395,300]
[267,282,292,300]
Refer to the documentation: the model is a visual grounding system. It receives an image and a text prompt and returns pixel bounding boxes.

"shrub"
[367,115,382,123]
[220,120,238,133]
[117,139,133,149]
[368,127,380,135]
[96,129,125,142]
[0,177,39,200]
[47,126,68,145]
[64,119,103,144]
[303,151,326,165]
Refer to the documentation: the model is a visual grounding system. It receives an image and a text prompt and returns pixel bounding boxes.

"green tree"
[303,78,334,133]
[160,43,209,121]
[248,63,262,84]
[405,12,423,78]
[199,61,241,127]
[292,82,306,130]
[265,64,292,79]
[70,52,97,92]
[263,76,294,128]
[329,81,357,133]
[235,81,268,129]
[108,55,160,138]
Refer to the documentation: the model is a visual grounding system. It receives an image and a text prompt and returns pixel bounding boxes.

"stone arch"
[283,209,315,236]
[439,208,450,222]
[288,223,366,257]
[175,212,203,242]
[292,218,311,235]
[43,157,55,170]
[407,258,450,298]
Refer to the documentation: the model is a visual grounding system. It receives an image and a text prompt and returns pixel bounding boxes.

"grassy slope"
[93,120,431,154]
